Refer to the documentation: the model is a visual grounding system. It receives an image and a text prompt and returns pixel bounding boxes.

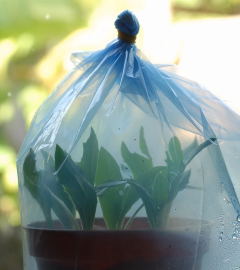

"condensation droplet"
[223,197,231,204]
[235,228,240,234]
[219,231,223,242]
[232,233,237,240]
[237,215,240,222]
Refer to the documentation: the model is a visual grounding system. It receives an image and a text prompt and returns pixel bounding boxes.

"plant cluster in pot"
[23,126,213,270]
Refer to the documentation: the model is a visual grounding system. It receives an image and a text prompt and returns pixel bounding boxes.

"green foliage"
[95,147,124,229]
[23,149,38,199]
[23,127,215,230]
[139,126,151,159]
[55,145,97,230]
[167,137,183,170]
[44,186,77,229]
[124,132,214,228]
[126,179,158,228]
[172,0,240,15]
[152,168,169,204]
[0,0,98,39]
[80,128,99,184]
[121,143,153,178]
[23,149,78,228]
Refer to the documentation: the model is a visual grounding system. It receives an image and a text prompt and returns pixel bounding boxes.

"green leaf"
[166,137,215,203]
[120,167,165,227]
[137,166,166,188]
[127,180,158,228]
[178,170,191,191]
[26,160,77,228]
[96,180,126,196]
[45,173,76,217]
[23,149,53,225]
[41,151,76,218]
[127,166,171,229]
[45,186,79,229]
[55,144,97,230]
[168,169,191,201]
[121,142,153,179]
[95,147,124,229]
[119,185,139,222]
[165,137,184,195]
[167,136,183,169]
[23,149,38,199]
[152,167,169,205]
[80,128,99,184]
[139,126,151,159]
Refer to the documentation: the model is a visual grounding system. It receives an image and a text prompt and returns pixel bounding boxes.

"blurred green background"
[0,0,239,269]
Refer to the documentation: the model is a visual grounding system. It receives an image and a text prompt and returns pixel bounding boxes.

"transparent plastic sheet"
[17,10,240,270]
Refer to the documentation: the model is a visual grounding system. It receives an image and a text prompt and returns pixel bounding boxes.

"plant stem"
[43,210,53,228]
[123,203,144,230]
[184,138,216,167]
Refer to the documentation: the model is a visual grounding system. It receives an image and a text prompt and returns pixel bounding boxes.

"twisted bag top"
[19,10,240,161]
[115,10,139,43]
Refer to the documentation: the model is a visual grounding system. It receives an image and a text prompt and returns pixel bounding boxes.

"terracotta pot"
[25,218,208,270]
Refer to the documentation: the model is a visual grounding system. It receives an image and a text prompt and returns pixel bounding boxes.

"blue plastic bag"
[17,10,240,270]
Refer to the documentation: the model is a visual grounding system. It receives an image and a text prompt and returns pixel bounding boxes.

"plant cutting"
[24,127,215,231]
[23,127,214,270]
[17,9,240,270]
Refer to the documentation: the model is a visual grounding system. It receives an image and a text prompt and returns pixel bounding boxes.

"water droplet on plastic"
[235,228,240,234]
[237,215,240,222]
[224,258,230,263]
[223,197,231,204]
[219,231,223,242]
[232,233,237,240]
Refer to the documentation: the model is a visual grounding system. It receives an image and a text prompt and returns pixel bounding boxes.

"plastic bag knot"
[115,10,139,43]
